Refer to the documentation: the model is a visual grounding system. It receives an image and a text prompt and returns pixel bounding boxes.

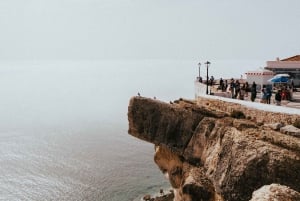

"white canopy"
[273,73,290,77]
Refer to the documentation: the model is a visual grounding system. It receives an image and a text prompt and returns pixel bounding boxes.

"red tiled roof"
[281,55,300,61]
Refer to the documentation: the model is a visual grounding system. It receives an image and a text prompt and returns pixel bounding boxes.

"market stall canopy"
[273,73,290,77]
[268,74,290,83]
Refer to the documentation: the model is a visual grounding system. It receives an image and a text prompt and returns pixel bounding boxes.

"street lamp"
[205,61,211,94]
[198,62,201,82]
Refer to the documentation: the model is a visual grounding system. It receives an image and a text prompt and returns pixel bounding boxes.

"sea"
[0,59,261,201]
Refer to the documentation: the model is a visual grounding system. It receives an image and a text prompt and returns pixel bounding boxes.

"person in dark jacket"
[275,90,282,106]
[266,87,272,104]
[219,78,224,91]
[230,78,236,98]
[245,81,249,97]
[250,82,257,102]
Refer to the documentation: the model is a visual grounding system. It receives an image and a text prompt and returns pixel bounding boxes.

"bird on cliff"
[153,96,156,99]
[137,92,140,96]
[160,189,164,195]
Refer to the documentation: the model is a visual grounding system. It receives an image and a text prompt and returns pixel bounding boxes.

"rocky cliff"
[128,97,300,201]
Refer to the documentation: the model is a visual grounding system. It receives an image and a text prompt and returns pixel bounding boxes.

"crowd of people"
[197,76,296,106]
[217,78,285,106]
[218,78,251,100]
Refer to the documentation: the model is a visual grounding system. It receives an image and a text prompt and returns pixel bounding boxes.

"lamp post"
[205,61,211,94]
[198,62,201,82]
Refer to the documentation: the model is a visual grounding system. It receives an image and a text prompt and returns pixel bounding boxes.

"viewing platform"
[195,79,300,109]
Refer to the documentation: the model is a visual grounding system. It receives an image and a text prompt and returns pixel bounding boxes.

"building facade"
[245,68,274,90]
[265,55,300,87]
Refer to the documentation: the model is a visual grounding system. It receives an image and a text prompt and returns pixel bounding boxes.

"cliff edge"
[128,96,300,201]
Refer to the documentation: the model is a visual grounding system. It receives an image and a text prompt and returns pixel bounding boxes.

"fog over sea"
[0,60,262,201]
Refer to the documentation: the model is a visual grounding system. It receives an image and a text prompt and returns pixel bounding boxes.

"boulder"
[263,123,284,131]
[250,184,300,201]
[280,125,300,137]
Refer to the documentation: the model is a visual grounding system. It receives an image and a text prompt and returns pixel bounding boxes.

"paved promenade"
[211,87,300,110]
[285,92,300,109]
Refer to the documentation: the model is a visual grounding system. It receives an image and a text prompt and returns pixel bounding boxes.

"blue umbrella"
[268,76,289,83]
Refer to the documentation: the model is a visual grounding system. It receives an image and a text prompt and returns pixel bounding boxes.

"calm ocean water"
[0,60,258,200]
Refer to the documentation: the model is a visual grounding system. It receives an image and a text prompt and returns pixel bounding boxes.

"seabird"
[137,92,140,96]
[160,189,164,195]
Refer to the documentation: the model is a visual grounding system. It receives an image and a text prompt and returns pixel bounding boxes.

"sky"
[0,0,300,61]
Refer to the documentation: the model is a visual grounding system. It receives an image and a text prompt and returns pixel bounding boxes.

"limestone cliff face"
[128,97,300,201]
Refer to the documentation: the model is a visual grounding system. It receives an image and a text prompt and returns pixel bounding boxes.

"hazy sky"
[0,0,300,61]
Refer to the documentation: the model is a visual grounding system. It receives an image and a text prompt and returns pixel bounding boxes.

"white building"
[245,68,274,90]
[265,55,300,87]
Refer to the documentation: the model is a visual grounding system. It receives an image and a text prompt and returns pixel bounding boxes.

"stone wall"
[196,96,299,125]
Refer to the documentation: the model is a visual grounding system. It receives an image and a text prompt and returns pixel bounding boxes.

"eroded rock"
[263,123,284,131]
[128,97,227,154]
[128,97,300,201]
[250,184,300,201]
[280,125,300,137]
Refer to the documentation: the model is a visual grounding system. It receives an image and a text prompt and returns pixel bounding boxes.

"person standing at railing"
[281,87,287,100]
[225,80,228,92]
[250,82,257,102]
[235,80,240,99]
[239,84,246,100]
[261,88,267,104]
[266,87,272,104]
[230,78,235,98]
[220,78,224,91]
[291,79,295,91]
[245,82,249,98]
[275,90,282,106]
[210,76,214,86]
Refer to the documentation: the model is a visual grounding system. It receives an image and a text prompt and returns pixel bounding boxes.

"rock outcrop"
[250,184,300,201]
[128,97,300,201]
